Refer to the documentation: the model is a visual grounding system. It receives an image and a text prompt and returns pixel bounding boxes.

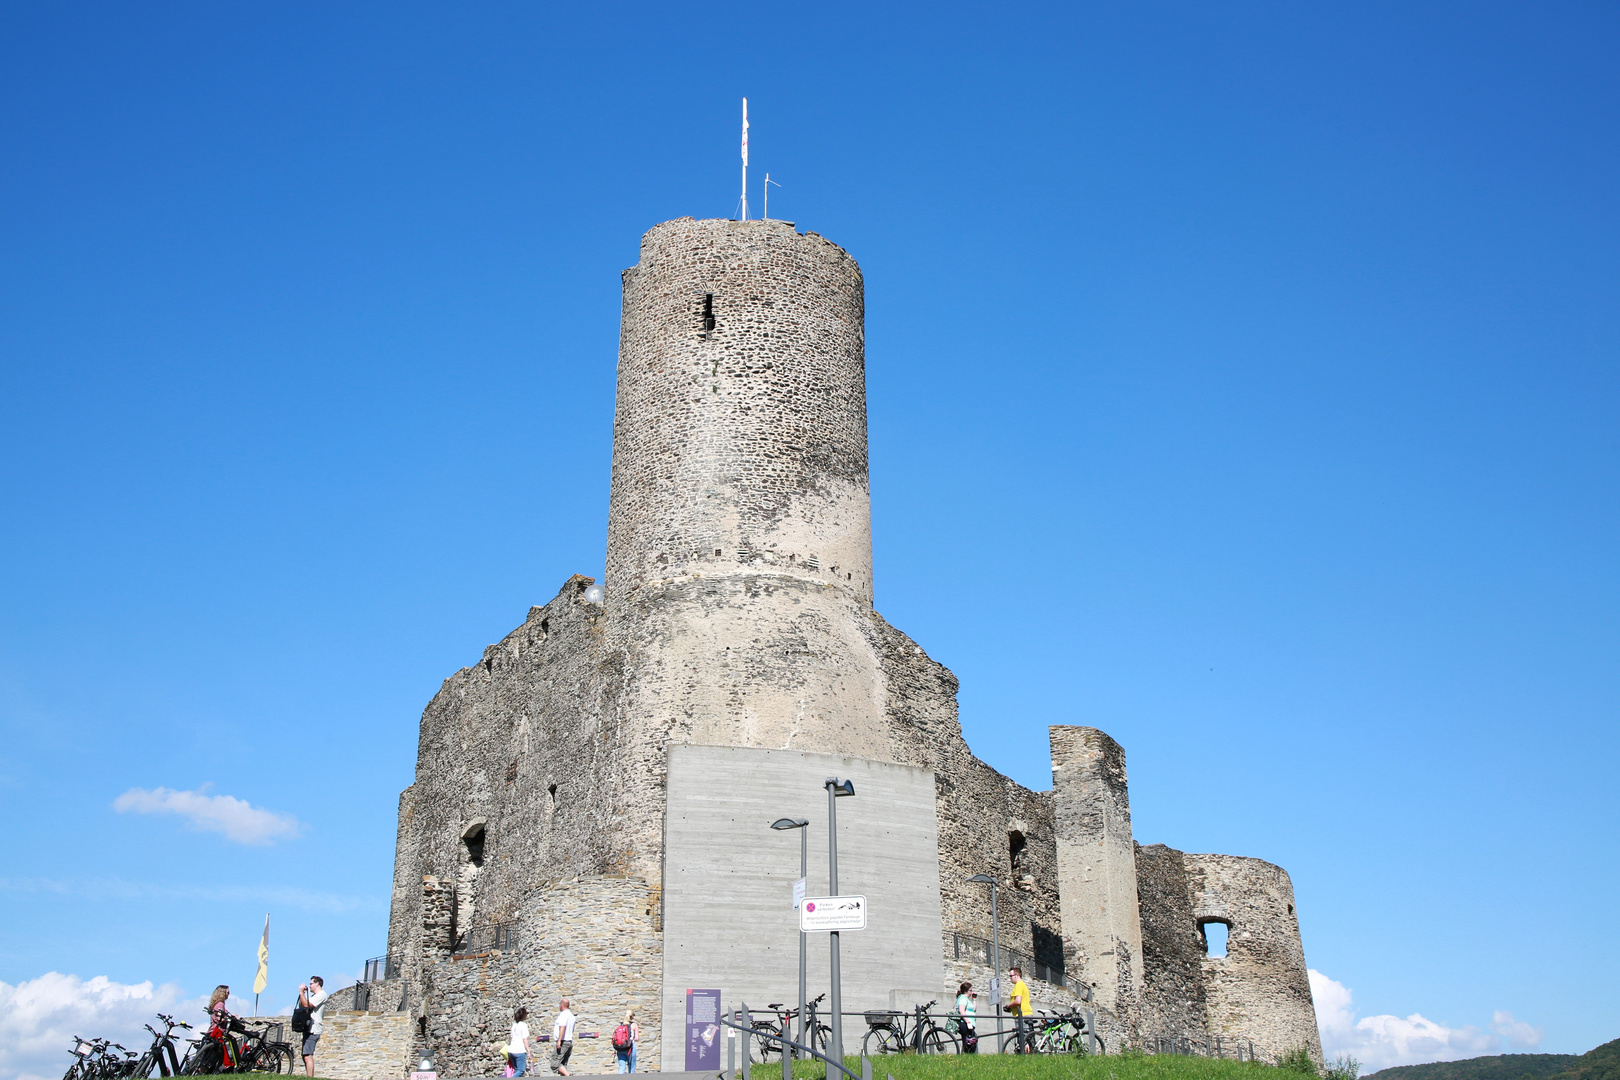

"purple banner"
[684,988,722,1071]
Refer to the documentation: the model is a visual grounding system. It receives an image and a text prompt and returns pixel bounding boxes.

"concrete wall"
[1050,726,1145,1019]
[659,745,943,1071]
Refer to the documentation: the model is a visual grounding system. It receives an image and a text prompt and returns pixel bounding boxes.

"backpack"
[291,1006,311,1034]
[612,1024,632,1052]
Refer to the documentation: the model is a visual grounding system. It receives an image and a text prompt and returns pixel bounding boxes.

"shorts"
[301,1033,321,1057]
[551,1039,573,1069]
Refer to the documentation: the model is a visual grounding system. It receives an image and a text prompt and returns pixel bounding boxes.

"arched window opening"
[1199,919,1230,958]
[1008,829,1027,872]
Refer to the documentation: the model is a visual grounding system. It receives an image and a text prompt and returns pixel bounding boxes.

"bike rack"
[720,1003,877,1080]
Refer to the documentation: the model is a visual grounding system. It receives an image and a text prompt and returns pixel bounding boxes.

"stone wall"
[413,875,660,1076]
[1134,844,1209,1039]
[314,1010,414,1080]
[1050,726,1145,1019]
[1184,853,1321,1066]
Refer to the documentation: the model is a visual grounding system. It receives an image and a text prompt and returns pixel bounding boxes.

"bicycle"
[128,1015,192,1078]
[236,1021,295,1074]
[861,1000,957,1055]
[748,993,829,1063]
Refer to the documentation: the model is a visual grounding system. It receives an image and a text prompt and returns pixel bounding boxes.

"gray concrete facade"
[659,745,942,1071]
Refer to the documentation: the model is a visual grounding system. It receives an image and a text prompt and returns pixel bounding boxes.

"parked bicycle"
[128,1014,192,1078]
[235,1021,296,1074]
[861,1000,957,1055]
[63,1037,135,1080]
[749,993,830,1063]
[998,1007,1103,1055]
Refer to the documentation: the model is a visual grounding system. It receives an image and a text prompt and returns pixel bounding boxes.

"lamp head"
[826,778,855,797]
[770,818,809,831]
[967,874,996,885]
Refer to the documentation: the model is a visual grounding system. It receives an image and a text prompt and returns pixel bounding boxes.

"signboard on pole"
[799,896,866,932]
[792,877,806,910]
[684,988,722,1071]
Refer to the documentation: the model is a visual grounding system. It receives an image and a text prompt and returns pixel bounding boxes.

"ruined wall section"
[412,876,662,1078]
[1134,843,1209,1039]
[1183,853,1320,1066]
[1050,726,1145,1020]
[386,575,641,993]
[869,614,1065,978]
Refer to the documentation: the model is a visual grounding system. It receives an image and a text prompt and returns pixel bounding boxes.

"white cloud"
[1492,1010,1545,1050]
[0,973,207,1080]
[113,786,300,845]
[1311,969,1539,1073]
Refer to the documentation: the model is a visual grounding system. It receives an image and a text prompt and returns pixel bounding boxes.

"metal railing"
[362,955,400,983]
[946,931,1088,999]
[1146,1034,1258,1061]
[452,923,518,954]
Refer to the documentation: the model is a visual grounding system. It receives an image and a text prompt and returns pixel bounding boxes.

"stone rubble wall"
[1134,843,1210,1039]
[411,875,661,1077]
[1184,852,1321,1066]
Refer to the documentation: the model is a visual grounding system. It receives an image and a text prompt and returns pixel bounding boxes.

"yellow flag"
[253,915,269,995]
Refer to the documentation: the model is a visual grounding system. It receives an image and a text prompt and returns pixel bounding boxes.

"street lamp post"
[825,778,855,1068]
[967,874,1001,1050]
[770,818,810,1059]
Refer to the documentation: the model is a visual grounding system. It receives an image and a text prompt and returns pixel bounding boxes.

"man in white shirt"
[551,999,576,1076]
[297,976,328,1077]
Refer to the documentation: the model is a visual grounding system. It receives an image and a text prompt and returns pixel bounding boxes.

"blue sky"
[1,2,1616,1076]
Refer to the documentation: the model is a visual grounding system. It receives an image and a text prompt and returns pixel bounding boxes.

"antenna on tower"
[739,98,749,221]
[764,174,781,220]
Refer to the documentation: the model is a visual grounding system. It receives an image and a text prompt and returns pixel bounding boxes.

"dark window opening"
[701,294,716,333]
[463,825,486,867]
[1008,829,1027,871]
[505,759,518,783]
[1199,919,1230,958]
[540,618,550,638]
[548,783,558,805]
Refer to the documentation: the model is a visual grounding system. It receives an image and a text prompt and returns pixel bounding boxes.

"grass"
[766,1052,1303,1080]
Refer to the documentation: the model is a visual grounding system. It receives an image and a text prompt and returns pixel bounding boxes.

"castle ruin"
[379,218,1321,1073]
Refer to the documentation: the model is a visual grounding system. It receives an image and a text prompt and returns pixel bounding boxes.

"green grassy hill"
[1363,1038,1620,1080]
[1361,1054,1578,1080]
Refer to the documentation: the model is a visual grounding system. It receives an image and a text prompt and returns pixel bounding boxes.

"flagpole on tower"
[740,98,749,221]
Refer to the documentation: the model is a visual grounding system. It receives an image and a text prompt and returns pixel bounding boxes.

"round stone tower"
[605,217,889,777]
[608,217,872,602]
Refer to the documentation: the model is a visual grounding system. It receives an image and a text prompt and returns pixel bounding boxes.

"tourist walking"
[551,998,576,1076]
[612,1009,639,1073]
[297,977,328,1077]
[954,982,978,1053]
[510,1008,531,1077]
[1006,967,1032,1053]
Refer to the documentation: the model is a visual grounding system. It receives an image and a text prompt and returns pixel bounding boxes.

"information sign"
[684,988,722,1071]
[798,895,867,931]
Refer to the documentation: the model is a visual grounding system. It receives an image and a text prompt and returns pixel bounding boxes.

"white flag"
[741,98,749,166]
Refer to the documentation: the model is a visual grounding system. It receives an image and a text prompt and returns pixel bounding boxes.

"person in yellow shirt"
[1006,967,1033,1053]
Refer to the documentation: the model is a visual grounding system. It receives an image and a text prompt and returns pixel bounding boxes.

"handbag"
[291,1006,311,1034]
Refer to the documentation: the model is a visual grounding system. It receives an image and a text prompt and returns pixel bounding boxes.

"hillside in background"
[1363,1040,1620,1080]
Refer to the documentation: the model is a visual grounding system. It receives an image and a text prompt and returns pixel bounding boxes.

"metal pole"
[798,826,808,1059]
[826,782,843,1070]
[990,882,1001,1051]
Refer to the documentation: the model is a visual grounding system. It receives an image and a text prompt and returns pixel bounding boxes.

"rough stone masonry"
[366,218,1321,1076]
